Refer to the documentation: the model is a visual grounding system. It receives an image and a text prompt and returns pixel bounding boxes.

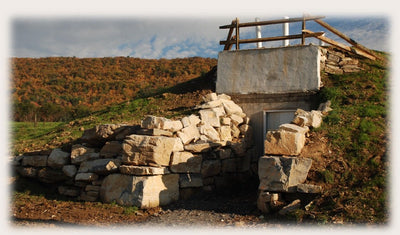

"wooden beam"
[301,16,306,45]
[235,17,240,50]
[220,32,325,45]
[303,29,376,60]
[223,20,235,50]
[314,19,377,59]
[219,15,325,29]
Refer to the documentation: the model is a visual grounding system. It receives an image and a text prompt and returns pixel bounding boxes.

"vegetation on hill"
[11,56,217,122]
[300,51,388,223]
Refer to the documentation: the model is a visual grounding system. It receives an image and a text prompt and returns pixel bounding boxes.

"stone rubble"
[320,47,362,75]
[258,100,332,214]
[12,92,255,209]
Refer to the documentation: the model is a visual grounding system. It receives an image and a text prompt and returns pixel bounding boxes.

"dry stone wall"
[257,101,332,215]
[12,93,256,208]
[320,47,362,75]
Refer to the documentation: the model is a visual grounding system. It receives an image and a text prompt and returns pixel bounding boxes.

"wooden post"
[301,16,306,45]
[235,17,240,50]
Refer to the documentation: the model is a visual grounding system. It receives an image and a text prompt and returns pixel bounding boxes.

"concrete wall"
[216,45,321,95]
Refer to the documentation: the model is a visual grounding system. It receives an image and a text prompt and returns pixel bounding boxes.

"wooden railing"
[219,15,377,60]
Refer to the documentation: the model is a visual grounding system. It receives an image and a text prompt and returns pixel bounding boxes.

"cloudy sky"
[11,15,390,59]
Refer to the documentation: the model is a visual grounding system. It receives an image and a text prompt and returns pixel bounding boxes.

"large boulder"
[100,173,179,208]
[122,134,176,166]
[258,156,312,192]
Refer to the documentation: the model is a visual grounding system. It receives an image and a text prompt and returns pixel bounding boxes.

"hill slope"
[11,51,388,224]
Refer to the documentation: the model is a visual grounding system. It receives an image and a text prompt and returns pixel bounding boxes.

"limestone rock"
[279,123,309,135]
[221,117,231,126]
[219,125,232,142]
[202,92,218,102]
[62,165,77,177]
[221,99,243,115]
[181,115,201,128]
[70,144,100,164]
[100,174,179,208]
[264,128,306,156]
[21,155,48,167]
[122,134,176,166]
[170,152,202,173]
[199,123,220,142]
[162,120,183,133]
[120,165,170,175]
[141,115,167,129]
[230,114,244,126]
[257,191,280,213]
[48,148,70,169]
[199,109,221,128]
[99,141,122,158]
[258,156,312,192]
[177,125,201,145]
[78,158,121,175]
[81,124,125,145]
[172,137,184,152]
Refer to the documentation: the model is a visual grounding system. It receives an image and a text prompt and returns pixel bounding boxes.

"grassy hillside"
[300,51,388,223]
[11,51,388,223]
[11,56,217,122]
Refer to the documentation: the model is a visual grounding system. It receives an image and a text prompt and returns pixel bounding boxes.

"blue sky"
[11,15,389,59]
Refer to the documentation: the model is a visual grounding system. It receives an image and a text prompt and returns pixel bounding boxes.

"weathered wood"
[314,19,377,59]
[235,17,240,50]
[220,32,324,45]
[219,15,325,29]
[303,29,376,60]
[301,17,306,45]
[223,20,235,50]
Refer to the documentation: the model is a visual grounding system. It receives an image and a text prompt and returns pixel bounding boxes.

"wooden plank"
[219,15,325,29]
[301,16,306,45]
[220,32,325,45]
[314,19,377,59]
[236,17,240,50]
[223,20,235,50]
[303,29,376,60]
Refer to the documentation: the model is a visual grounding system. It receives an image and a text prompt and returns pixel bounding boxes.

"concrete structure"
[216,45,321,95]
[216,45,321,157]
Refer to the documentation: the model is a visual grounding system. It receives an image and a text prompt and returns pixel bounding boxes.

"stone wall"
[257,101,332,215]
[12,93,256,208]
[320,46,362,75]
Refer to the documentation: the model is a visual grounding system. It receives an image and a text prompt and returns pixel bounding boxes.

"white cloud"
[11,16,390,59]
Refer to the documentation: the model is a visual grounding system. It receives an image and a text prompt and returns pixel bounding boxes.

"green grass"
[310,52,389,223]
